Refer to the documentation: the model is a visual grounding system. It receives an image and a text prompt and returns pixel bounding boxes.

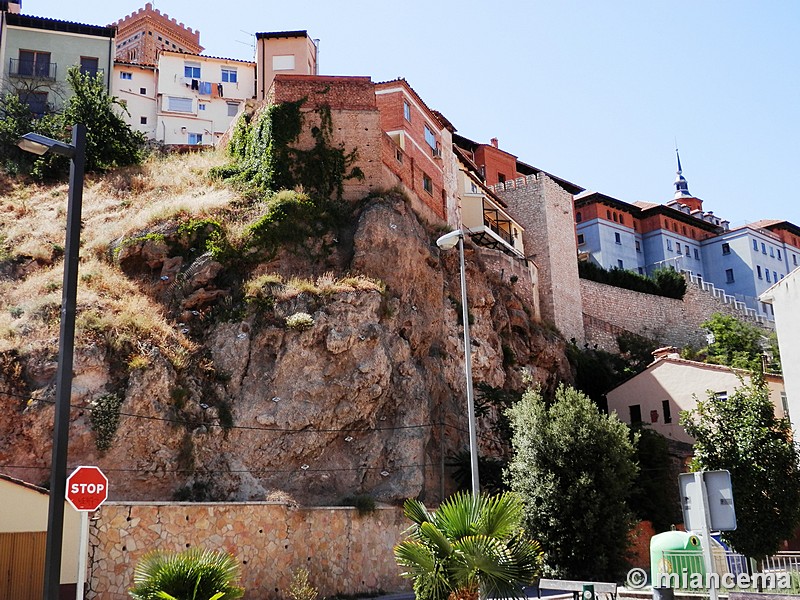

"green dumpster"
[650,531,704,590]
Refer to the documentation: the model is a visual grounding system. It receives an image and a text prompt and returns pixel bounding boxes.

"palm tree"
[129,547,245,600]
[394,491,543,600]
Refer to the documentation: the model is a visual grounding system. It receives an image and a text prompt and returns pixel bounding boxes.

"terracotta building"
[111,3,202,65]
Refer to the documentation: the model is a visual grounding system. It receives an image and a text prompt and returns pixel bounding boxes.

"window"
[638,267,644,275]
[667,239,673,251]
[80,56,99,77]
[778,249,782,261]
[577,234,585,246]
[576,211,582,223]
[226,102,239,117]
[198,102,207,111]
[694,248,700,260]
[17,50,51,78]
[766,270,771,283]
[753,239,759,251]
[221,67,237,83]
[685,245,690,255]
[498,173,506,183]
[617,259,624,269]
[166,96,193,112]
[120,71,133,80]
[395,148,403,163]
[614,232,621,244]
[676,244,682,254]
[424,124,436,149]
[422,173,433,195]
[725,268,734,283]
[782,392,790,422]
[722,243,730,255]
[184,64,201,78]
[607,210,611,219]
[272,55,296,70]
[188,133,203,145]
[140,116,147,124]
[403,100,411,121]
[714,391,728,401]
[635,240,641,253]
[762,242,767,254]
[773,270,778,282]
[662,400,672,424]
[794,254,798,266]
[629,405,642,424]
[770,247,775,257]
[757,265,762,279]
[613,213,618,222]
[139,87,147,95]
[18,91,48,115]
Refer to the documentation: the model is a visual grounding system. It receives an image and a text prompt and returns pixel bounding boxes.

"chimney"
[490,137,498,148]
[652,346,680,360]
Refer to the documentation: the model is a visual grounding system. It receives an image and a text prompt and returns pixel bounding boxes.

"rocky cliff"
[0,159,571,505]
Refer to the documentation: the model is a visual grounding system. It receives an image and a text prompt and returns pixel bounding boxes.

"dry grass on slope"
[0,151,227,363]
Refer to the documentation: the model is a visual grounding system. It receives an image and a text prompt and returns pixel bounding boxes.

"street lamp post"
[18,124,86,600]
[436,229,480,496]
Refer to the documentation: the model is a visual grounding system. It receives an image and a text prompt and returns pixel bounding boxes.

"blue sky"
[28,1,800,226]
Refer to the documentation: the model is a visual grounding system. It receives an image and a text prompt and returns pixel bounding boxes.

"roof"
[114,60,157,70]
[0,472,48,495]
[159,49,255,65]
[453,132,585,195]
[256,30,309,40]
[576,191,722,233]
[8,12,116,38]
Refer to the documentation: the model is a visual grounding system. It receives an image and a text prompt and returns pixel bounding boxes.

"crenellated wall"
[87,502,409,600]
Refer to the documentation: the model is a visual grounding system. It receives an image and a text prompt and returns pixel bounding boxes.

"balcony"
[9,58,57,80]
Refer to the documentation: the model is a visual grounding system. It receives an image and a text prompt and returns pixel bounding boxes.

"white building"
[112,50,255,147]
[761,267,800,435]
[607,348,787,445]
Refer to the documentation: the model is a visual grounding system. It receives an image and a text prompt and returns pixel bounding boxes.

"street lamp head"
[17,132,76,158]
[436,229,463,251]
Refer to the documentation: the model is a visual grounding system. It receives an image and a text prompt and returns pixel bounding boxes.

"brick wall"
[272,75,377,111]
[269,76,383,202]
[87,502,408,600]
[581,278,774,352]
[498,175,585,343]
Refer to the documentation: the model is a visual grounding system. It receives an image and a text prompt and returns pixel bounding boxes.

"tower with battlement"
[111,3,202,65]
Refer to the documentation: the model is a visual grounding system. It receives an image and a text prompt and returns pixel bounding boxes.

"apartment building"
[0,5,115,114]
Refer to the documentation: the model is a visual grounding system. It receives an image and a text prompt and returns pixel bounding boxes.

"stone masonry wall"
[87,502,408,600]
[498,175,585,343]
[582,278,774,353]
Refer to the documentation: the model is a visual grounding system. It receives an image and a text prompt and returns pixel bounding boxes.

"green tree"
[506,384,638,580]
[628,427,682,532]
[701,312,776,372]
[62,66,146,172]
[0,92,67,178]
[394,491,542,600]
[681,374,800,561]
[129,547,244,600]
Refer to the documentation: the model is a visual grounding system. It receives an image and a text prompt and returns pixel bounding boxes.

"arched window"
[576,211,582,223]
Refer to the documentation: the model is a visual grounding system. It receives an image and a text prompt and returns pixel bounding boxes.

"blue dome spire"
[674,147,692,199]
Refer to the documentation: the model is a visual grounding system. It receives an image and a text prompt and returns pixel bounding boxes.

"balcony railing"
[483,209,515,247]
[9,58,57,80]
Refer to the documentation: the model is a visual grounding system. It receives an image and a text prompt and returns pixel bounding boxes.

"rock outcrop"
[0,193,571,505]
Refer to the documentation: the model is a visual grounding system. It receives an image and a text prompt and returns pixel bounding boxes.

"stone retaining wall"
[87,502,409,600]
[582,278,772,353]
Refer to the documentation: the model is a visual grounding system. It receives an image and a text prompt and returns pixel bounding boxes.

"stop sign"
[66,466,108,511]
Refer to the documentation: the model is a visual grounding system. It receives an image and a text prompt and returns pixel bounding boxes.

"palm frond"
[476,492,525,539]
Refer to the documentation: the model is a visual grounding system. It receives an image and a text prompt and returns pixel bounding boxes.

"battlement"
[488,173,539,194]
[111,3,200,44]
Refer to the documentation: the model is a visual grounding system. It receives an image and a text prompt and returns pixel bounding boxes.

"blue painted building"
[574,152,800,320]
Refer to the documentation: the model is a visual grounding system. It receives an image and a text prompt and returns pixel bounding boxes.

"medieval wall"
[582,277,773,352]
[496,175,585,343]
[87,502,408,600]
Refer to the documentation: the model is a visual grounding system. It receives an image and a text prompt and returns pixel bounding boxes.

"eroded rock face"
[0,194,571,505]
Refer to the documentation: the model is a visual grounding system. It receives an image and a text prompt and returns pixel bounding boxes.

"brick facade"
[269,75,384,202]
[581,277,774,353]
[87,502,407,599]
[498,175,585,343]
[112,3,202,65]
